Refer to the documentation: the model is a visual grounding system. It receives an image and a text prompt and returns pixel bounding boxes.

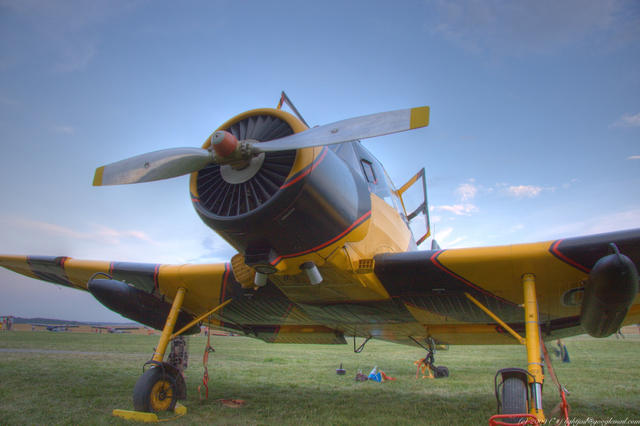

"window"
[360,159,377,184]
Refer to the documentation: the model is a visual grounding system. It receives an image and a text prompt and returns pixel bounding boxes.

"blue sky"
[1,0,639,322]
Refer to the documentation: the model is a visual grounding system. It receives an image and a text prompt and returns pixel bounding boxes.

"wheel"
[133,367,178,412]
[434,365,449,378]
[501,376,528,423]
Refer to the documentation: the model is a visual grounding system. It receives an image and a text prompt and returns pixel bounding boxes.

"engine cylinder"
[580,252,639,337]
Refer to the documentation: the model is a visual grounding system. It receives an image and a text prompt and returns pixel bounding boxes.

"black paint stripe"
[431,250,518,306]
[26,256,73,287]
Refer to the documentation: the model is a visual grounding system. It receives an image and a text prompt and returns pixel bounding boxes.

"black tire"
[133,367,178,413]
[434,366,449,378]
[501,376,528,423]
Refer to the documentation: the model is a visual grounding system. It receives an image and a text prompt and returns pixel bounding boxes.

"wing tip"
[410,106,430,129]
[93,166,105,186]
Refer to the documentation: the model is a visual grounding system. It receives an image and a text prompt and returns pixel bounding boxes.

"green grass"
[1,332,639,425]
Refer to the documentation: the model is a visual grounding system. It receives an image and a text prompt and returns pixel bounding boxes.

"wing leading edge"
[373,228,640,342]
[0,255,347,344]
[0,255,230,331]
[3,228,638,346]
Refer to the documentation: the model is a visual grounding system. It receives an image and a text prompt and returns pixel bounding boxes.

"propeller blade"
[254,106,429,152]
[93,148,213,186]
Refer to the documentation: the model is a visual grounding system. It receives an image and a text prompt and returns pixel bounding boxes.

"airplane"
[92,325,138,334]
[1,92,638,422]
[31,323,80,332]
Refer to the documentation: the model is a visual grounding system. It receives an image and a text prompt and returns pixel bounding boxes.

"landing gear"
[494,368,532,423]
[131,335,190,412]
[129,287,189,415]
[470,274,548,425]
[502,376,527,416]
[113,290,233,421]
[133,366,178,412]
[410,336,449,379]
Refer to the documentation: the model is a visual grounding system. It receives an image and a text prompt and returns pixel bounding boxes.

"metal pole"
[170,298,232,340]
[465,292,525,344]
[522,274,545,422]
[152,287,186,363]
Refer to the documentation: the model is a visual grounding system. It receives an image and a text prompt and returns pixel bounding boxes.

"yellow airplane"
[1,93,638,422]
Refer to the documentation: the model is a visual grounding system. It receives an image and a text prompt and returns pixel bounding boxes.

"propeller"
[93,106,429,186]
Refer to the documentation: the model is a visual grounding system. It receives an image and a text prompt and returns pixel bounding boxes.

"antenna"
[276,91,310,128]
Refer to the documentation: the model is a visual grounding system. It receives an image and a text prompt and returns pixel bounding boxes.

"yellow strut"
[464,292,526,345]
[170,299,232,340]
[523,274,545,422]
[152,287,186,363]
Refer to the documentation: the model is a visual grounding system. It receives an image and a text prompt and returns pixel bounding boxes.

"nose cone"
[211,130,238,157]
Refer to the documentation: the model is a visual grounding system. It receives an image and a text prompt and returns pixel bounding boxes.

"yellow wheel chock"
[112,403,187,423]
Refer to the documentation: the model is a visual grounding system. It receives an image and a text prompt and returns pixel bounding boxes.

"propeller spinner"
[92,106,429,186]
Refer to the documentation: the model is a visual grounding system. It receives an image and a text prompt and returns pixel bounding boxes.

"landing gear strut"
[132,288,188,413]
[481,274,546,425]
[410,336,449,379]
[113,289,232,421]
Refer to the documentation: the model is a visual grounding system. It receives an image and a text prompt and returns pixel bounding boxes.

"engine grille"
[196,114,297,217]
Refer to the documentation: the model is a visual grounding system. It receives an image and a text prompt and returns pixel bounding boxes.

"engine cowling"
[189,108,371,270]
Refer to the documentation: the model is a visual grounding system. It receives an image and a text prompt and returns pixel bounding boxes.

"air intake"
[196,114,297,217]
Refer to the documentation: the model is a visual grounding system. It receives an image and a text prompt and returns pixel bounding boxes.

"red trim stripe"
[271,210,372,265]
[280,147,328,189]
[550,240,591,273]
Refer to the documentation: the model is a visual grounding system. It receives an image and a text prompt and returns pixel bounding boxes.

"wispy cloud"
[434,226,467,248]
[506,185,543,198]
[433,203,478,216]
[612,112,640,128]
[186,236,236,264]
[435,226,453,241]
[456,179,477,201]
[9,217,154,245]
[0,95,19,106]
[53,42,96,73]
[628,156,640,160]
[562,178,580,189]
[52,125,76,135]
[425,0,633,55]
[539,209,640,240]
[2,1,138,73]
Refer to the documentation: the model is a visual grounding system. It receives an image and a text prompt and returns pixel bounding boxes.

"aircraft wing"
[373,228,640,342]
[0,254,345,343]
[0,255,231,331]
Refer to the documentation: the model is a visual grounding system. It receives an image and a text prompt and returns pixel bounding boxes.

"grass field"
[1,331,639,425]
